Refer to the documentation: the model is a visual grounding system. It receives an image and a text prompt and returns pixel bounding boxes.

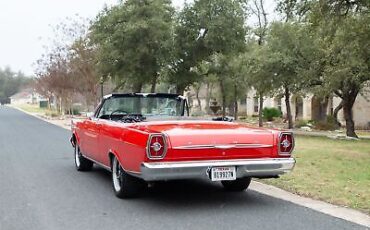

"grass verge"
[12,104,59,117]
[263,135,370,214]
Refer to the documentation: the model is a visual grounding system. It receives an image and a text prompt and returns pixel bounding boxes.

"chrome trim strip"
[82,155,112,171]
[82,154,141,175]
[125,169,142,175]
[143,158,294,169]
[172,143,273,150]
[140,157,295,181]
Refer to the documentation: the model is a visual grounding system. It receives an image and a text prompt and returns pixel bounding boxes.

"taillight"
[279,132,294,156]
[146,134,167,159]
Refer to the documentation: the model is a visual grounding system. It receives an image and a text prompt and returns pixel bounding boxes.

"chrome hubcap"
[112,158,123,192]
[75,147,81,167]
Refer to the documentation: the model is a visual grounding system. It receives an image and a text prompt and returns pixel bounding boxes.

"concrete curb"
[250,181,370,228]
[9,105,370,228]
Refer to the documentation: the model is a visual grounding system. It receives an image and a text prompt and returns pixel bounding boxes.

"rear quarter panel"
[98,121,150,173]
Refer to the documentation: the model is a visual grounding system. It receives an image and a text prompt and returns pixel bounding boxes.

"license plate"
[210,166,236,181]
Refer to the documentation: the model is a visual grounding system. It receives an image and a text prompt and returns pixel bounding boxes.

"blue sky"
[0,0,275,76]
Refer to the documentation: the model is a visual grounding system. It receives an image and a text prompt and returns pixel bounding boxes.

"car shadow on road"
[145,179,272,208]
[90,166,273,210]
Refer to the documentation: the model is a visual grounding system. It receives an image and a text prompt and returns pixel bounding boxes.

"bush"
[45,111,59,118]
[262,107,282,121]
[65,108,80,115]
[295,119,309,128]
[65,104,82,115]
[315,116,339,131]
[191,109,205,117]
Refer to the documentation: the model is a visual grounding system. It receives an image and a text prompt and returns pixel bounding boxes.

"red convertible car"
[70,93,295,198]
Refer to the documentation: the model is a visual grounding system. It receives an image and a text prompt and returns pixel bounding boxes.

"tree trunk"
[70,98,74,117]
[150,76,157,93]
[100,82,104,99]
[205,82,212,114]
[322,96,329,121]
[132,82,143,93]
[195,89,202,110]
[219,79,226,117]
[59,97,63,115]
[234,84,238,120]
[342,95,358,138]
[112,80,126,92]
[284,87,293,129]
[131,82,143,113]
[176,85,185,95]
[333,100,343,127]
[48,96,52,110]
[258,93,263,127]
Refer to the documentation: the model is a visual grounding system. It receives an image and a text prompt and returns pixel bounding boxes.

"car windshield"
[98,95,185,118]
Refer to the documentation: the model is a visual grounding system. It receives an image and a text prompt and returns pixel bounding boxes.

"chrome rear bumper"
[140,158,295,181]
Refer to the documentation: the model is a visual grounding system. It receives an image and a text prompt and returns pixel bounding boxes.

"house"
[9,88,45,105]
[186,85,370,129]
[185,84,247,116]
[245,88,370,129]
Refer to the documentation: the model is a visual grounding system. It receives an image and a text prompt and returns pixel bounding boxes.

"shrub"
[65,104,82,115]
[315,116,339,131]
[191,109,205,117]
[295,119,309,128]
[239,116,247,120]
[65,108,80,115]
[262,107,282,121]
[45,111,59,118]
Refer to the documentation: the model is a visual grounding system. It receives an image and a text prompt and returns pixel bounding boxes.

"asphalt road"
[0,106,367,230]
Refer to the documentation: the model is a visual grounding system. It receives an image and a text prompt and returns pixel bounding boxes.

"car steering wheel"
[109,110,128,120]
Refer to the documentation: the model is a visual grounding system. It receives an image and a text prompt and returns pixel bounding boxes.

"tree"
[35,17,98,113]
[321,15,370,137]
[35,52,75,114]
[0,67,30,103]
[248,0,269,127]
[228,54,249,120]
[69,37,100,108]
[241,43,276,125]
[265,22,319,129]
[162,3,208,95]
[306,0,370,137]
[190,0,248,116]
[91,0,174,92]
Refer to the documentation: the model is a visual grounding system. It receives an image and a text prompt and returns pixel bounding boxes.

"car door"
[81,116,101,160]
[79,102,104,160]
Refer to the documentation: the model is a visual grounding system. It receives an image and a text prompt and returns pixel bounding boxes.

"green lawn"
[264,135,370,214]
[14,104,59,117]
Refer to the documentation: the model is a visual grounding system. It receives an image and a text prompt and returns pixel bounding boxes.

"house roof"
[9,88,33,100]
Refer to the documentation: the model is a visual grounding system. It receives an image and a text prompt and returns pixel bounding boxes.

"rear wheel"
[74,145,93,171]
[111,156,145,198]
[221,177,251,192]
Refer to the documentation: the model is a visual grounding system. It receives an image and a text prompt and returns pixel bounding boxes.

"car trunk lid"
[139,121,276,161]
